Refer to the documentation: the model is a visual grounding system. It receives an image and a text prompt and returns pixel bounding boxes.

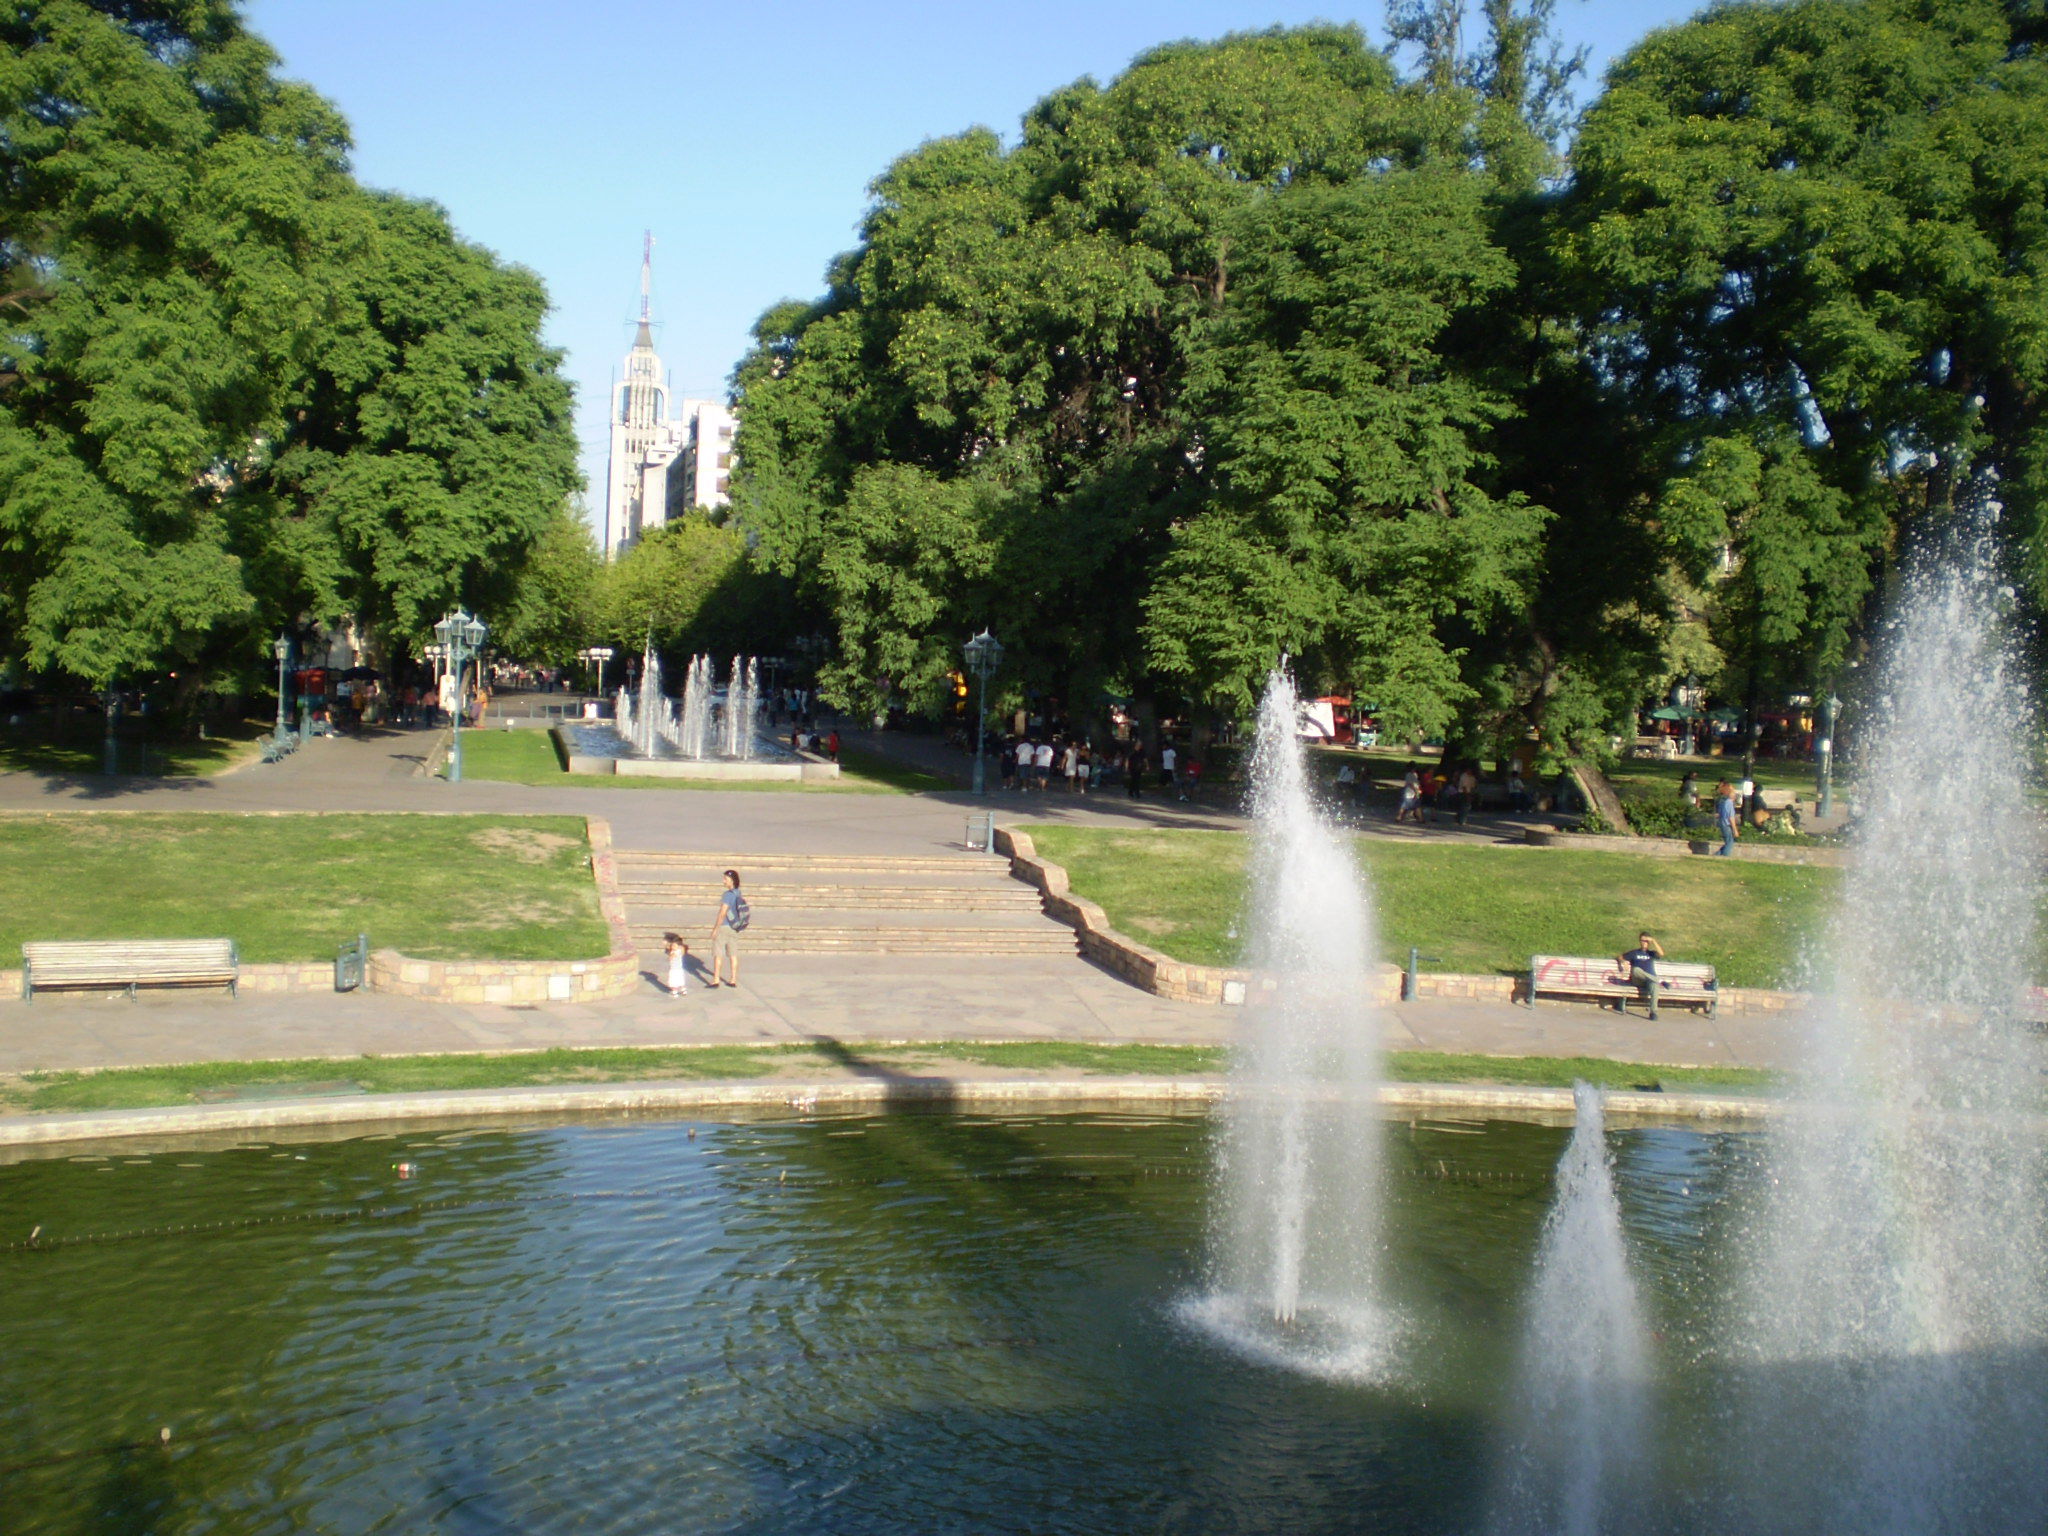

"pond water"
[0,1110,1905,1533]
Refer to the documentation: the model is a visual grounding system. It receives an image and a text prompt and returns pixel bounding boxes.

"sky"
[243,0,1705,521]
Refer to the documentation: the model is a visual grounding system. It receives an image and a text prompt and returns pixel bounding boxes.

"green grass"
[0,716,274,778]
[452,729,949,794]
[0,812,610,962]
[1605,755,1842,797]
[1022,824,1837,987]
[0,1041,1775,1114]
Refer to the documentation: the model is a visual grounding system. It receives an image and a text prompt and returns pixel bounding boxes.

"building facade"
[602,238,734,559]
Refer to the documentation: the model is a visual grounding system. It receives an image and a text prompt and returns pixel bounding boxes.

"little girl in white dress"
[664,933,689,996]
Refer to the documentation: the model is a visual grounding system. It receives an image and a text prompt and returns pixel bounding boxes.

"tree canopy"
[0,0,578,690]
[730,0,2048,755]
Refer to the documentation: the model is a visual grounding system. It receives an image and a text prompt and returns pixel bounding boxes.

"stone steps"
[631,925,1076,956]
[615,844,1078,958]
[617,882,1041,912]
[613,850,991,875]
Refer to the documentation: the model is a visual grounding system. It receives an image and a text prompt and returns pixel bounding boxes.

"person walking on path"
[1062,740,1080,793]
[1397,765,1422,824]
[1034,738,1055,790]
[1125,744,1147,799]
[1160,742,1177,792]
[709,869,747,989]
[1617,933,1665,1020]
[1014,737,1032,790]
[1455,765,1479,826]
[1715,781,1738,855]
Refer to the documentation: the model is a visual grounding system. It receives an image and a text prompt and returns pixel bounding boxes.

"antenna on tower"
[639,230,654,324]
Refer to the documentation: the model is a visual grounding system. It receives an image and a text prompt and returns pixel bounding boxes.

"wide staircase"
[614,849,1077,957]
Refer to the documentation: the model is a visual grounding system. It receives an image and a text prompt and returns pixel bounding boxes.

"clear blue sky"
[243,0,1704,515]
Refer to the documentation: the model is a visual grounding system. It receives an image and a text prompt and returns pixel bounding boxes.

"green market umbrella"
[1647,706,1692,721]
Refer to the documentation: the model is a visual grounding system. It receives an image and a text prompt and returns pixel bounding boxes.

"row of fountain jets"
[614,650,763,761]
[1211,501,2045,1533]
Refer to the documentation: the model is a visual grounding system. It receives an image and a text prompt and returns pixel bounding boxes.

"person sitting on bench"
[1617,932,1665,1019]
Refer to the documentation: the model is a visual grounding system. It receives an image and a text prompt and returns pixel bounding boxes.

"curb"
[0,1078,1778,1151]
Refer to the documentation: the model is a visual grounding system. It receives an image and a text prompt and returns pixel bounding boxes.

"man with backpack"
[709,868,750,988]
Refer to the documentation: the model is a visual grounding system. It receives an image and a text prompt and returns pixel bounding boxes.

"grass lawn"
[0,1042,1777,1114]
[0,716,274,778]
[0,813,610,963]
[453,729,950,794]
[1022,825,1838,986]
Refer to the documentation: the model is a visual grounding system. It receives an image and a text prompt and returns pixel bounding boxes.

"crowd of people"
[995,735,1202,801]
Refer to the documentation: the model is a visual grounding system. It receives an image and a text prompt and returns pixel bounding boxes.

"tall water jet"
[679,653,713,760]
[1183,669,1393,1379]
[1489,1082,1650,1536]
[733,657,760,761]
[1731,498,2048,1530]
[628,642,663,759]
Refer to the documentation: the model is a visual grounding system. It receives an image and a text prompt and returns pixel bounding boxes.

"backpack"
[730,894,751,932]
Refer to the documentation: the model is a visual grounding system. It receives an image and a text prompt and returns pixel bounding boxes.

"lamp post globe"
[962,629,1003,796]
[1818,691,1843,819]
[435,610,489,785]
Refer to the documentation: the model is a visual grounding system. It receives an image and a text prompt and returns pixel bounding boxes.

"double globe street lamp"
[435,609,489,784]
[962,629,1003,796]
[272,634,292,745]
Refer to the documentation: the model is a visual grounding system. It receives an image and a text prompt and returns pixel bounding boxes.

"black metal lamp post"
[1817,690,1842,819]
[272,634,291,743]
[435,610,489,784]
[963,629,1003,796]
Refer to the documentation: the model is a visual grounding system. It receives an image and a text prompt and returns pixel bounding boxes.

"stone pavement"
[0,952,1796,1078]
[0,720,1801,1082]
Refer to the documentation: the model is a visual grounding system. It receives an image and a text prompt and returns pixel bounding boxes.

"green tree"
[0,1,579,692]
[1560,0,2047,695]
[494,500,602,666]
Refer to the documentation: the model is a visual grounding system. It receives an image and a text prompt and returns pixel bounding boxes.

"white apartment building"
[602,240,736,559]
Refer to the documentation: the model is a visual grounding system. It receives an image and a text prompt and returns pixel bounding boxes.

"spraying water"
[1489,1082,1650,1536]
[1183,669,1395,1380]
[1730,503,2048,1531]
[679,653,713,760]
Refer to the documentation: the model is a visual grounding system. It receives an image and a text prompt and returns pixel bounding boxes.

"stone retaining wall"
[997,826,1407,1006]
[1000,825,1828,1017]
[4,818,638,1006]
[367,816,638,1003]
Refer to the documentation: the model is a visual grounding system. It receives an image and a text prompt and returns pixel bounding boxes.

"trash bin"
[335,933,368,993]
[964,811,994,853]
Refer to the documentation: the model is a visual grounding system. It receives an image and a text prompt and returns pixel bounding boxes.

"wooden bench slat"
[22,938,239,1000]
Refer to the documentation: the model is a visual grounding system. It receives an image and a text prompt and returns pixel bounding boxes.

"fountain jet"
[1183,669,1395,1379]
[1488,1082,1650,1536]
[1731,497,2048,1530]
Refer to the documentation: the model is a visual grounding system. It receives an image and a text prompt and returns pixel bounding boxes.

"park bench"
[22,939,239,1001]
[1528,953,1718,1016]
[259,733,297,764]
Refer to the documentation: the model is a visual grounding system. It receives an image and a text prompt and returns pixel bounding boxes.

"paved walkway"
[0,956,1794,1079]
[0,721,1801,1083]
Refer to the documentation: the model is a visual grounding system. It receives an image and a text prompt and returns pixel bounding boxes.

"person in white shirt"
[1015,738,1033,790]
[1034,739,1054,789]
[1062,742,1079,792]
[1160,743,1177,791]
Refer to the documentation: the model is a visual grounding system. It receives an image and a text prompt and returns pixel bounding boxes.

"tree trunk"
[1568,759,1634,834]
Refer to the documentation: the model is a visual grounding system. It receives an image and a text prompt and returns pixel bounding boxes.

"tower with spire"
[602,235,737,559]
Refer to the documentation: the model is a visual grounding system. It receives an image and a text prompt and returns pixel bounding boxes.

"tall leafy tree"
[1560,0,2048,699]
[0,0,578,691]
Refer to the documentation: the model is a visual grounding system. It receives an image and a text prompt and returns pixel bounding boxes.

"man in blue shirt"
[709,868,745,989]
[1618,933,1664,1020]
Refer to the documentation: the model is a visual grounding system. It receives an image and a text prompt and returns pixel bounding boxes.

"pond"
[0,1109,1929,1533]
